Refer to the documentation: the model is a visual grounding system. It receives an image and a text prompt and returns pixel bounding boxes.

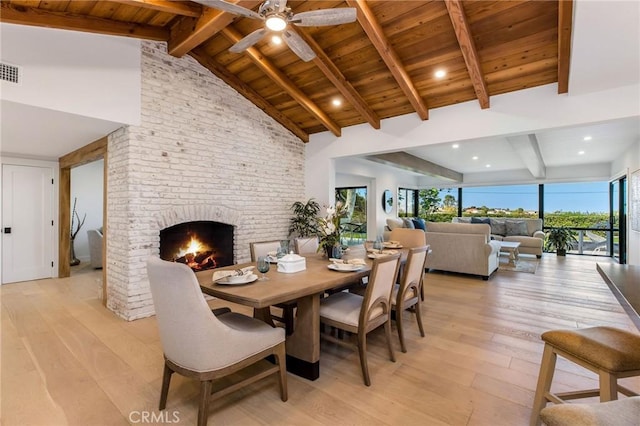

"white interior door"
[2,164,55,284]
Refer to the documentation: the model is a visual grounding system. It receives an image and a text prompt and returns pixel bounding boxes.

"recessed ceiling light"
[452,144,459,149]
[331,98,342,107]
[583,136,592,141]
[578,150,585,155]
[485,164,491,168]
[435,69,446,79]
[271,35,282,45]
[472,156,479,160]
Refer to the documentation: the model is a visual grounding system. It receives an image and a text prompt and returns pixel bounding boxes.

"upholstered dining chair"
[250,240,295,334]
[249,240,282,262]
[392,245,429,353]
[146,257,287,426]
[319,253,401,386]
[389,228,426,249]
[294,236,319,254]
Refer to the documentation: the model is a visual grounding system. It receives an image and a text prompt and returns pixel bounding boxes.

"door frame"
[58,136,108,304]
[1,156,59,283]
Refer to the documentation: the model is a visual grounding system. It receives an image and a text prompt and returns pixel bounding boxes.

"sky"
[450,181,610,213]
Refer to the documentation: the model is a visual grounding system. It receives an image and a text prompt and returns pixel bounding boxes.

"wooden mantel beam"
[168,1,261,57]
[0,2,168,41]
[557,0,574,94]
[347,0,429,120]
[445,0,490,109]
[189,48,309,142]
[222,27,341,137]
[294,28,380,130]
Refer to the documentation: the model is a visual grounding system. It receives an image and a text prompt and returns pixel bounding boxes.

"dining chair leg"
[357,330,371,386]
[396,308,407,353]
[274,343,288,402]
[197,380,213,426]
[159,362,173,410]
[384,317,396,362]
[414,300,426,338]
[530,344,557,426]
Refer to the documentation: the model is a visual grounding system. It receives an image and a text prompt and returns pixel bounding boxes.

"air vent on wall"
[0,62,21,84]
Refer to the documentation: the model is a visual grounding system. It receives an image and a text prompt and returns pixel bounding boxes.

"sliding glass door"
[611,177,627,264]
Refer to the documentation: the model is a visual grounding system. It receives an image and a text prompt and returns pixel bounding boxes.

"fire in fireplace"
[159,221,233,272]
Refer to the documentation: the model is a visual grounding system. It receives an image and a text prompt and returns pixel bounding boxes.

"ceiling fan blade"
[229,28,267,53]
[193,0,263,20]
[291,8,357,27]
[283,29,316,62]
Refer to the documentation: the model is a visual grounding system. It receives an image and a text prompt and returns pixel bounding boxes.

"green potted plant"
[288,198,321,238]
[545,226,578,256]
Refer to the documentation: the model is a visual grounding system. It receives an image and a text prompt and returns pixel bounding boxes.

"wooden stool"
[530,327,640,426]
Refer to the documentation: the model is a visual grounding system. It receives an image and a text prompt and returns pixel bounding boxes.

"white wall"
[0,23,141,125]
[70,160,104,262]
[612,140,640,265]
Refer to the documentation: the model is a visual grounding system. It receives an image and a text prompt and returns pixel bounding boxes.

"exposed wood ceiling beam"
[111,0,202,17]
[168,1,261,57]
[557,0,574,94]
[221,27,341,137]
[190,48,309,142]
[294,28,380,130]
[347,0,429,120]
[0,2,168,41]
[507,134,546,178]
[367,152,463,182]
[445,0,490,109]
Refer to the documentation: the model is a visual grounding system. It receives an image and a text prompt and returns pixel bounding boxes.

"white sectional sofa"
[424,222,501,280]
[452,217,544,257]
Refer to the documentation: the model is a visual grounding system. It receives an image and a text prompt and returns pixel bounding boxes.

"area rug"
[498,257,538,274]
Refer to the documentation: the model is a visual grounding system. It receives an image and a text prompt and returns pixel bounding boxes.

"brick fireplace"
[105,41,305,320]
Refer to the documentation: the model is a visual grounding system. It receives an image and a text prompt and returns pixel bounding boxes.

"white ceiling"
[0,1,638,168]
[405,116,639,175]
[0,100,122,159]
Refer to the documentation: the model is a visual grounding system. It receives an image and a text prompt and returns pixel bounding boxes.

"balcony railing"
[543,226,617,256]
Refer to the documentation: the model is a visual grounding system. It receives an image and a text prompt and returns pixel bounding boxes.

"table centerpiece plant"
[316,201,349,257]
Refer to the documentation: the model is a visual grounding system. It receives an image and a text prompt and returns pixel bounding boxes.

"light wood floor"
[2,255,638,425]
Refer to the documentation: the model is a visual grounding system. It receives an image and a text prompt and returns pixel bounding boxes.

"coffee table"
[500,241,521,265]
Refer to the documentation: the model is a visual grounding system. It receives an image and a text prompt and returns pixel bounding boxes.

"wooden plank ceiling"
[0,0,572,143]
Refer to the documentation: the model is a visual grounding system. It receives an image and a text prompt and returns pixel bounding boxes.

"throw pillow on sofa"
[412,218,426,230]
[402,218,415,229]
[386,218,404,230]
[471,217,491,225]
[489,219,506,236]
[505,219,528,236]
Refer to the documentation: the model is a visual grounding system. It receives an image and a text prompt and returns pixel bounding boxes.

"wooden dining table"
[197,252,403,380]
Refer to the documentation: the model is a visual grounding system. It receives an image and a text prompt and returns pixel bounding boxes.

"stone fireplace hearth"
[160,220,233,272]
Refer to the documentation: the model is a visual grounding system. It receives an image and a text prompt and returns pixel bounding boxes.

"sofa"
[452,217,544,257]
[87,229,103,269]
[424,222,501,280]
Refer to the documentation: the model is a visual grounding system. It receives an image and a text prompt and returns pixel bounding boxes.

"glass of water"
[257,256,270,281]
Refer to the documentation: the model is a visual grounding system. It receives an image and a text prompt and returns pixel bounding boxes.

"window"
[544,182,610,255]
[461,184,538,218]
[397,188,417,217]
[335,187,367,245]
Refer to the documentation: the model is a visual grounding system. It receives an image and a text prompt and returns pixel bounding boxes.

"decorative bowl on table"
[277,253,306,273]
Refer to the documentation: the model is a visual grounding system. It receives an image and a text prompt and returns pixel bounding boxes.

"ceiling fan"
[194,0,357,61]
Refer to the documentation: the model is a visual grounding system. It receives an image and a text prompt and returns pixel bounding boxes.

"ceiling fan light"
[266,15,287,31]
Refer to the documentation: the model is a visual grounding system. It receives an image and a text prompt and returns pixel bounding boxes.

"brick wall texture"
[106,41,305,320]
